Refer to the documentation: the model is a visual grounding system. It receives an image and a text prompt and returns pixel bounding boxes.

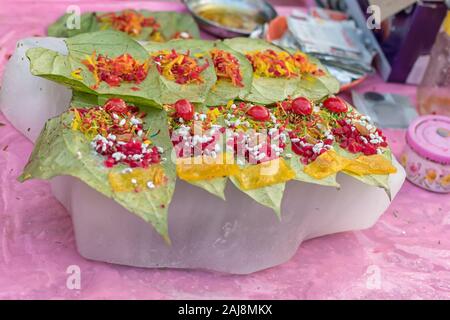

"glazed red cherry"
[323,97,348,113]
[104,98,128,114]
[291,97,312,115]
[174,99,194,121]
[104,157,116,168]
[280,101,291,112]
[290,141,303,156]
[246,105,270,121]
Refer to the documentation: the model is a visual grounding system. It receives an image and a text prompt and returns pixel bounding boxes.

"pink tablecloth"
[0,1,449,300]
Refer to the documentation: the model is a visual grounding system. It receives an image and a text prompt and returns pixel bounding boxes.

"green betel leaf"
[205,42,253,106]
[188,178,227,200]
[224,38,340,104]
[245,76,297,105]
[296,73,339,101]
[18,104,176,243]
[230,176,285,218]
[47,10,200,41]
[27,31,162,107]
[150,11,200,40]
[143,39,217,104]
[172,103,228,200]
[284,143,340,187]
[224,38,299,104]
[309,69,340,97]
[47,13,99,38]
[65,30,160,99]
[26,47,96,94]
[70,90,102,108]
[285,49,340,99]
[334,145,391,196]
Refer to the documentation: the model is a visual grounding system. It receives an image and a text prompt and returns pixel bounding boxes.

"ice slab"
[0,37,71,142]
[50,160,404,274]
[1,37,406,274]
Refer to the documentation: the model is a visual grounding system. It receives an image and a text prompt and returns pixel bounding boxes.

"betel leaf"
[143,39,217,104]
[65,31,162,103]
[47,10,200,41]
[150,11,200,40]
[224,37,300,104]
[334,145,392,197]
[18,105,177,242]
[296,73,339,101]
[230,176,285,218]
[229,158,288,217]
[308,60,340,96]
[70,90,102,108]
[47,13,99,38]
[224,38,339,104]
[27,31,161,107]
[205,42,253,106]
[26,47,96,94]
[172,103,228,200]
[285,48,340,100]
[284,143,340,187]
[188,178,227,200]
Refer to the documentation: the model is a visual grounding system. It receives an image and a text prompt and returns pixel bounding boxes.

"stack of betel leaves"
[47,9,200,41]
[19,30,397,243]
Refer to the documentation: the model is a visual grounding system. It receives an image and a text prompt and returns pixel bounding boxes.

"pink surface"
[1,0,450,300]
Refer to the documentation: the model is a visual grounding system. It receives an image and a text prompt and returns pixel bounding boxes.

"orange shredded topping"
[71,100,146,140]
[292,52,324,76]
[82,52,148,88]
[210,49,243,87]
[152,50,209,84]
[245,49,323,78]
[97,10,160,36]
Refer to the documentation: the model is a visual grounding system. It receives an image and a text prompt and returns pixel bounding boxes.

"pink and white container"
[402,115,450,193]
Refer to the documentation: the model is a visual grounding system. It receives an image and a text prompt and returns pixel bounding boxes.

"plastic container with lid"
[401,115,450,193]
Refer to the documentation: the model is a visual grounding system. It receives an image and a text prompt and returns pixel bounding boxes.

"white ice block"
[0,37,71,142]
[49,161,405,274]
[1,37,406,274]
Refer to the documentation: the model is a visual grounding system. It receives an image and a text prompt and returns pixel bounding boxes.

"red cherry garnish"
[104,98,128,114]
[291,141,303,156]
[104,157,115,168]
[281,101,291,112]
[323,97,348,113]
[174,99,194,121]
[246,105,270,121]
[291,97,312,115]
